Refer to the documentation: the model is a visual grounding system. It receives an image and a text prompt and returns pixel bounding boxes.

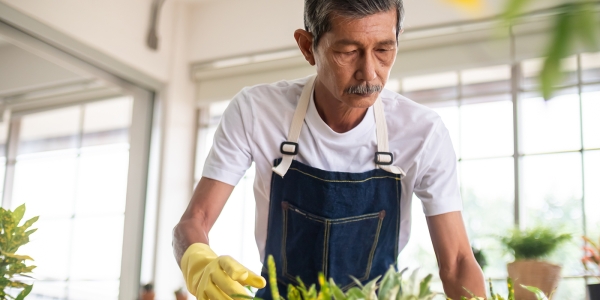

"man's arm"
[172,177,234,266]
[427,211,485,299]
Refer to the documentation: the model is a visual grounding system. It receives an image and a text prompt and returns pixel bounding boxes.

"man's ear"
[294,29,316,66]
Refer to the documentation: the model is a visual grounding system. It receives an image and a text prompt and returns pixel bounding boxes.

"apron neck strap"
[272,75,316,177]
[273,75,406,177]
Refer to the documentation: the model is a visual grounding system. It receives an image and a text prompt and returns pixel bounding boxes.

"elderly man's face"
[314,10,398,108]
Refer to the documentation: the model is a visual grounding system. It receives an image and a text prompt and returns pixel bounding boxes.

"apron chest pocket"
[281,201,385,290]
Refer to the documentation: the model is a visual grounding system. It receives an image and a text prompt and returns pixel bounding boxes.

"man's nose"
[355,52,377,82]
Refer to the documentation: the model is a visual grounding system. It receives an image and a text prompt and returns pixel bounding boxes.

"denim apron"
[255,75,406,299]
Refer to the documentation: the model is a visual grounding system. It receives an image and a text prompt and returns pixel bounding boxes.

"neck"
[313,79,368,133]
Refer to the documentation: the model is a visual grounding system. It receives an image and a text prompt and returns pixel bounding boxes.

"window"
[397,53,600,297]
[194,53,600,297]
[6,97,133,299]
[193,101,262,275]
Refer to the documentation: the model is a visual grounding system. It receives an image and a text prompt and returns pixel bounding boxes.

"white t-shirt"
[202,75,462,261]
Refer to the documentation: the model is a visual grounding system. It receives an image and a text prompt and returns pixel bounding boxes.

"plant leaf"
[329,279,347,300]
[15,284,32,300]
[12,205,25,227]
[1,252,33,261]
[575,1,600,51]
[507,278,515,300]
[419,274,433,297]
[502,0,535,25]
[521,285,548,300]
[540,5,574,100]
[267,255,280,300]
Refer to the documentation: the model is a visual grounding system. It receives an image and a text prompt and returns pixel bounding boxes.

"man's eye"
[377,49,392,52]
[344,50,357,55]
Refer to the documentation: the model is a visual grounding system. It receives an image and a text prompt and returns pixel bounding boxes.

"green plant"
[0,204,38,300]
[264,255,438,300]
[255,255,555,300]
[499,227,571,261]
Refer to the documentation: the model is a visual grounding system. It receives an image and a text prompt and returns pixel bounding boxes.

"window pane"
[582,91,600,149]
[461,158,514,278]
[461,100,513,159]
[431,105,460,158]
[461,65,511,97]
[19,218,72,280]
[522,57,578,90]
[209,164,261,274]
[68,280,119,300]
[402,72,458,103]
[582,52,600,83]
[82,97,132,147]
[552,278,586,300]
[29,281,67,299]
[398,195,439,281]
[0,119,9,157]
[585,150,600,239]
[70,216,124,280]
[75,146,129,216]
[521,153,583,275]
[12,152,78,218]
[520,94,581,154]
[19,106,80,154]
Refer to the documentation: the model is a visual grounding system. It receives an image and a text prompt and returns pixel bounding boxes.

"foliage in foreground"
[0,204,38,300]
[254,255,553,300]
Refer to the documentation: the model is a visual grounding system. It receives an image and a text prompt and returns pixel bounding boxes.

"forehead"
[325,10,397,44]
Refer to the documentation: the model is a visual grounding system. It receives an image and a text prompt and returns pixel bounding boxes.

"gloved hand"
[180,243,266,300]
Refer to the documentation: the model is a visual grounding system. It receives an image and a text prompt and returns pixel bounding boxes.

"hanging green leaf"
[540,4,575,100]
[575,1,600,51]
[502,0,535,25]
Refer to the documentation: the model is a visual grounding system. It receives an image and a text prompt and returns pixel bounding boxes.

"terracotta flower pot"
[589,283,600,300]
[507,260,561,300]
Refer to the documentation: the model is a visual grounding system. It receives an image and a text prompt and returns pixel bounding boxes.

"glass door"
[3,97,133,300]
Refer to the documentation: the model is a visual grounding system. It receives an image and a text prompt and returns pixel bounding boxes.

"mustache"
[344,83,383,95]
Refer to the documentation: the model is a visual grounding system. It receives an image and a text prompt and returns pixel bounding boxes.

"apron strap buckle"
[280,142,299,155]
[375,152,393,166]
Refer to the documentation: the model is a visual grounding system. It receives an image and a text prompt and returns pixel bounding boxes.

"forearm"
[173,177,234,266]
[440,256,486,299]
[172,215,210,267]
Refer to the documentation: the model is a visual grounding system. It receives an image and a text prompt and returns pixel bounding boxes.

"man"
[173,0,486,299]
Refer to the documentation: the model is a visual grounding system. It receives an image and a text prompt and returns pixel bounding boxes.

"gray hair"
[304,0,404,48]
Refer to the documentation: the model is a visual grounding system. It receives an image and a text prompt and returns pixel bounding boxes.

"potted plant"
[582,235,600,300]
[0,204,38,300]
[499,226,571,300]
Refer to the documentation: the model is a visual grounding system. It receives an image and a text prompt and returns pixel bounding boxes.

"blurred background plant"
[446,0,600,100]
[500,227,571,261]
[0,204,38,300]
[582,236,600,278]
[472,246,488,271]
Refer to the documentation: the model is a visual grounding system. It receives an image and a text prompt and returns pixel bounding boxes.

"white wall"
[187,0,565,63]
[0,0,176,83]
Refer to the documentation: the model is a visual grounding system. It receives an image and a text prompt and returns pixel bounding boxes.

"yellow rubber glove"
[180,243,266,300]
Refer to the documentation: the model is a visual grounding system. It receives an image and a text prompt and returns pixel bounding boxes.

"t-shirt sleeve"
[413,123,463,216]
[202,89,254,186]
